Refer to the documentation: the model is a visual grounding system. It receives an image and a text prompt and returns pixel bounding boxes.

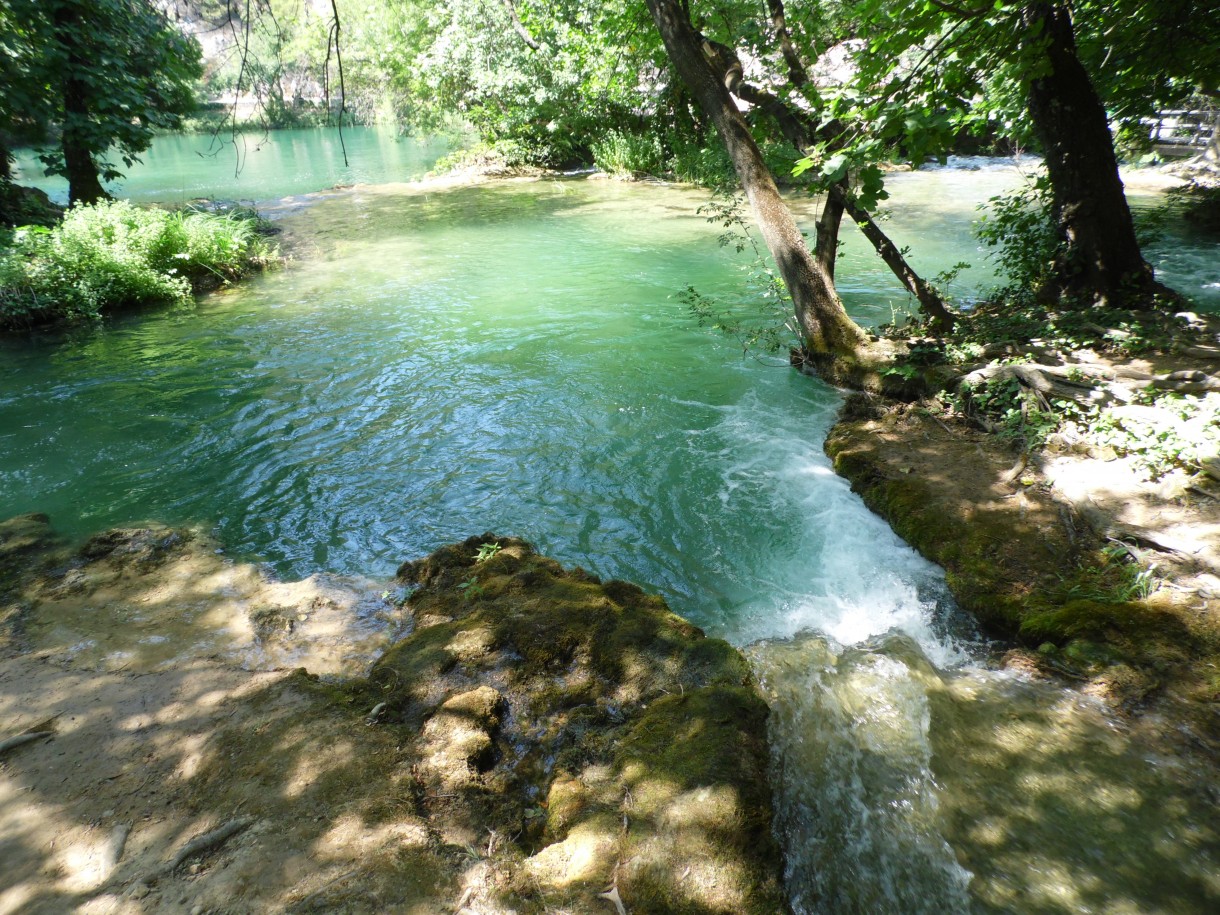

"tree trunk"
[723,64,954,330]
[1023,2,1156,307]
[815,177,845,281]
[54,3,107,206]
[765,0,808,88]
[644,0,864,356]
[832,187,956,332]
[1204,103,1220,165]
[62,124,107,205]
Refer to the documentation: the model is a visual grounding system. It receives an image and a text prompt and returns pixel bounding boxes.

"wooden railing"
[1146,101,1219,158]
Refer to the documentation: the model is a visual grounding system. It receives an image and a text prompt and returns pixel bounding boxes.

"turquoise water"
[0,179,963,642]
[12,127,1216,308]
[10,126,454,205]
[2,147,1218,911]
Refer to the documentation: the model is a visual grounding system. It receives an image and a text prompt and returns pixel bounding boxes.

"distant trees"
[0,0,202,205]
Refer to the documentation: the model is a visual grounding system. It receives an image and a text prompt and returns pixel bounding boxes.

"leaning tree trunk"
[1023,2,1157,308]
[832,187,956,332]
[725,61,954,331]
[644,0,864,356]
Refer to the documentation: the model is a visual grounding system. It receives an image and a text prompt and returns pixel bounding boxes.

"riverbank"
[0,516,786,914]
[825,323,1220,729]
[0,201,277,332]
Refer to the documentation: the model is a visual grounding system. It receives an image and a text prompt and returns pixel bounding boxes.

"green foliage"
[975,177,1062,304]
[1054,544,1160,604]
[948,297,1178,357]
[3,0,202,188]
[952,367,1062,450]
[664,137,735,189]
[1073,392,1220,480]
[474,542,502,563]
[682,195,796,357]
[456,575,485,600]
[0,200,274,329]
[590,130,667,178]
[943,360,1218,480]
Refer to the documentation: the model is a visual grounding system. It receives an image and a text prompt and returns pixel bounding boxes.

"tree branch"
[326,0,348,166]
[703,40,956,331]
[500,0,542,52]
[766,0,809,87]
[832,185,956,331]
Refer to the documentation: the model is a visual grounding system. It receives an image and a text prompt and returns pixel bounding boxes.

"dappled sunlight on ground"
[2,521,786,912]
[933,670,1220,913]
[15,524,407,678]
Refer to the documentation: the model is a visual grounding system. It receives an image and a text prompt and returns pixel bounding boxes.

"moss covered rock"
[366,534,789,913]
[2,519,789,912]
[826,403,1215,704]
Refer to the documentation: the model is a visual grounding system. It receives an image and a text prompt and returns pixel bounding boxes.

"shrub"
[0,199,274,330]
[975,176,1063,304]
[590,130,666,177]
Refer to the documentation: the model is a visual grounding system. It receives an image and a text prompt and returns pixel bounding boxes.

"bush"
[666,138,735,189]
[975,177,1063,304]
[590,130,667,177]
[0,199,275,329]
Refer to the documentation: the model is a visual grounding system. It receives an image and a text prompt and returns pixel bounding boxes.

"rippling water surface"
[2,166,1218,912]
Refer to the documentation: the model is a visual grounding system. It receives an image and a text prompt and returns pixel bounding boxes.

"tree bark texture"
[54,2,108,205]
[644,0,864,356]
[815,179,845,281]
[1023,2,1156,306]
[766,0,808,87]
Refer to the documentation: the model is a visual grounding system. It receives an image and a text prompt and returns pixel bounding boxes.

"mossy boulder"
[366,533,789,913]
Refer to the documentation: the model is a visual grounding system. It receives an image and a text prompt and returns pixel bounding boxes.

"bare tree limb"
[500,0,542,51]
[326,0,348,167]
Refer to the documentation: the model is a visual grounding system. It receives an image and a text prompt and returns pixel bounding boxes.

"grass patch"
[0,199,277,330]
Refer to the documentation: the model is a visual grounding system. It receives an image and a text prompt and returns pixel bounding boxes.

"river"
[3,128,1219,912]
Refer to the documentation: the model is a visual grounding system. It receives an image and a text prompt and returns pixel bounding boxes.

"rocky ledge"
[0,517,787,914]
[826,394,1220,729]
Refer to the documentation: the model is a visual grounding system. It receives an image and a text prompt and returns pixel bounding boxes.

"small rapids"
[752,636,972,913]
[747,610,1220,913]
